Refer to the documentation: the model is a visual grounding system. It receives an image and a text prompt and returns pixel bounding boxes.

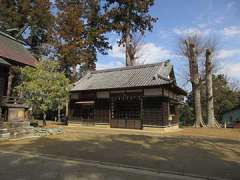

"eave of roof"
[0,57,11,66]
[0,31,37,67]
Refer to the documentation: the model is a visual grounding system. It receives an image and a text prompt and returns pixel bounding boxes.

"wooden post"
[140,95,143,129]
[65,98,69,125]
[7,67,14,97]
[109,98,111,125]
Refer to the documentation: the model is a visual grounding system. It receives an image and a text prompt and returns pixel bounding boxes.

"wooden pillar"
[162,101,169,127]
[140,96,143,129]
[65,98,69,118]
[7,67,14,97]
[109,98,112,124]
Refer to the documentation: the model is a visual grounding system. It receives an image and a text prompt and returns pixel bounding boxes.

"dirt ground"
[0,125,239,180]
[174,127,240,140]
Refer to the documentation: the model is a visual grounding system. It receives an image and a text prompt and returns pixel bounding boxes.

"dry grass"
[175,127,240,140]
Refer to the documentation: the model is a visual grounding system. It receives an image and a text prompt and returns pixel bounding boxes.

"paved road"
[0,150,210,180]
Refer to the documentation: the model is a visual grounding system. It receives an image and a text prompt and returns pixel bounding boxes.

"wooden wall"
[94,99,109,123]
[69,88,180,127]
[0,65,9,96]
[142,97,170,127]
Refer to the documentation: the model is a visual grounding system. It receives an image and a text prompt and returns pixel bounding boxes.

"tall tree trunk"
[125,8,134,67]
[65,98,69,125]
[126,27,133,66]
[72,64,77,82]
[206,49,216,127]
[7,67,14,97]
[188,43,204,127]
[58,105,61,122]
[43,113,47,127]
[65,98,69,117]
[193,82,203,127]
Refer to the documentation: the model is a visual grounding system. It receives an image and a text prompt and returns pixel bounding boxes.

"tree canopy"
[14,60,70,126]
[0,0,157,79]
[0,0,54,57]
[104,0,157,45]
[104,0,157,66]
[54,0,112,82]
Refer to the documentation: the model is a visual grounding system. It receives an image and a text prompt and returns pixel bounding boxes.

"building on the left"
[0,31,37,97]
[0,31,37,138]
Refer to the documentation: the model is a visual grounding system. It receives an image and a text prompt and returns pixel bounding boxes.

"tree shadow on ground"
[0,133,239,180]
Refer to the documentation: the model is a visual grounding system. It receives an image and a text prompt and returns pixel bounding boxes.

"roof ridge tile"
[91,61,169,74]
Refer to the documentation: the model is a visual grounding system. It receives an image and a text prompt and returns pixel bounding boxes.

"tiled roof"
[0,31,37,67]
[72,61,177,91]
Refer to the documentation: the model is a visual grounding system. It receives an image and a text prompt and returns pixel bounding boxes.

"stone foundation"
[69,122,180,133]
[0,121,33,139]
[0,99,33,139]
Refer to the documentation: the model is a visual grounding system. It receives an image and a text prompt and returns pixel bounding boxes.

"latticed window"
[111,95,141,120]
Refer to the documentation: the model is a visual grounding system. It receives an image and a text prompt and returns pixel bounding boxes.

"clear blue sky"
[96,0,240,88]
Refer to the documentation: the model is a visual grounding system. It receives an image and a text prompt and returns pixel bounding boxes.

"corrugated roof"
[72,61,175,91]
[0,31,37,66]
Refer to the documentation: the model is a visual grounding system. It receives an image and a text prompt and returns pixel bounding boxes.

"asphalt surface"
[0,150,208,180]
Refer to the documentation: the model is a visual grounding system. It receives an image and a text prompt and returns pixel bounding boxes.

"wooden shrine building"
[0,31,37,97]
[69,61,186,130]
[0,31,37,138]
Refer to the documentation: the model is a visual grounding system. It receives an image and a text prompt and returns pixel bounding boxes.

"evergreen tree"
[15,60,70,126]
[84,0,111,70]
[208,74,239,122]
[0,0,54,58]
[27,0,54,57]
[0,0,30,32]
[55,0,111,82]
[104,0,157,66]
[55,0,86,82]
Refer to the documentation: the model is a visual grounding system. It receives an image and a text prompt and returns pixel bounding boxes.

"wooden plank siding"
[0,65,9,97]
[94,99,110,124]
[142,97,169,126]
[69,87,180,129]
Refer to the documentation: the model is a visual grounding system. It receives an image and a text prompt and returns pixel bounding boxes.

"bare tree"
[178,33,219,127]
[205,49,218,127]
[204,38,220,127]
[125,27,133,66]
[126,33,144,66]
[179,34,205,127]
